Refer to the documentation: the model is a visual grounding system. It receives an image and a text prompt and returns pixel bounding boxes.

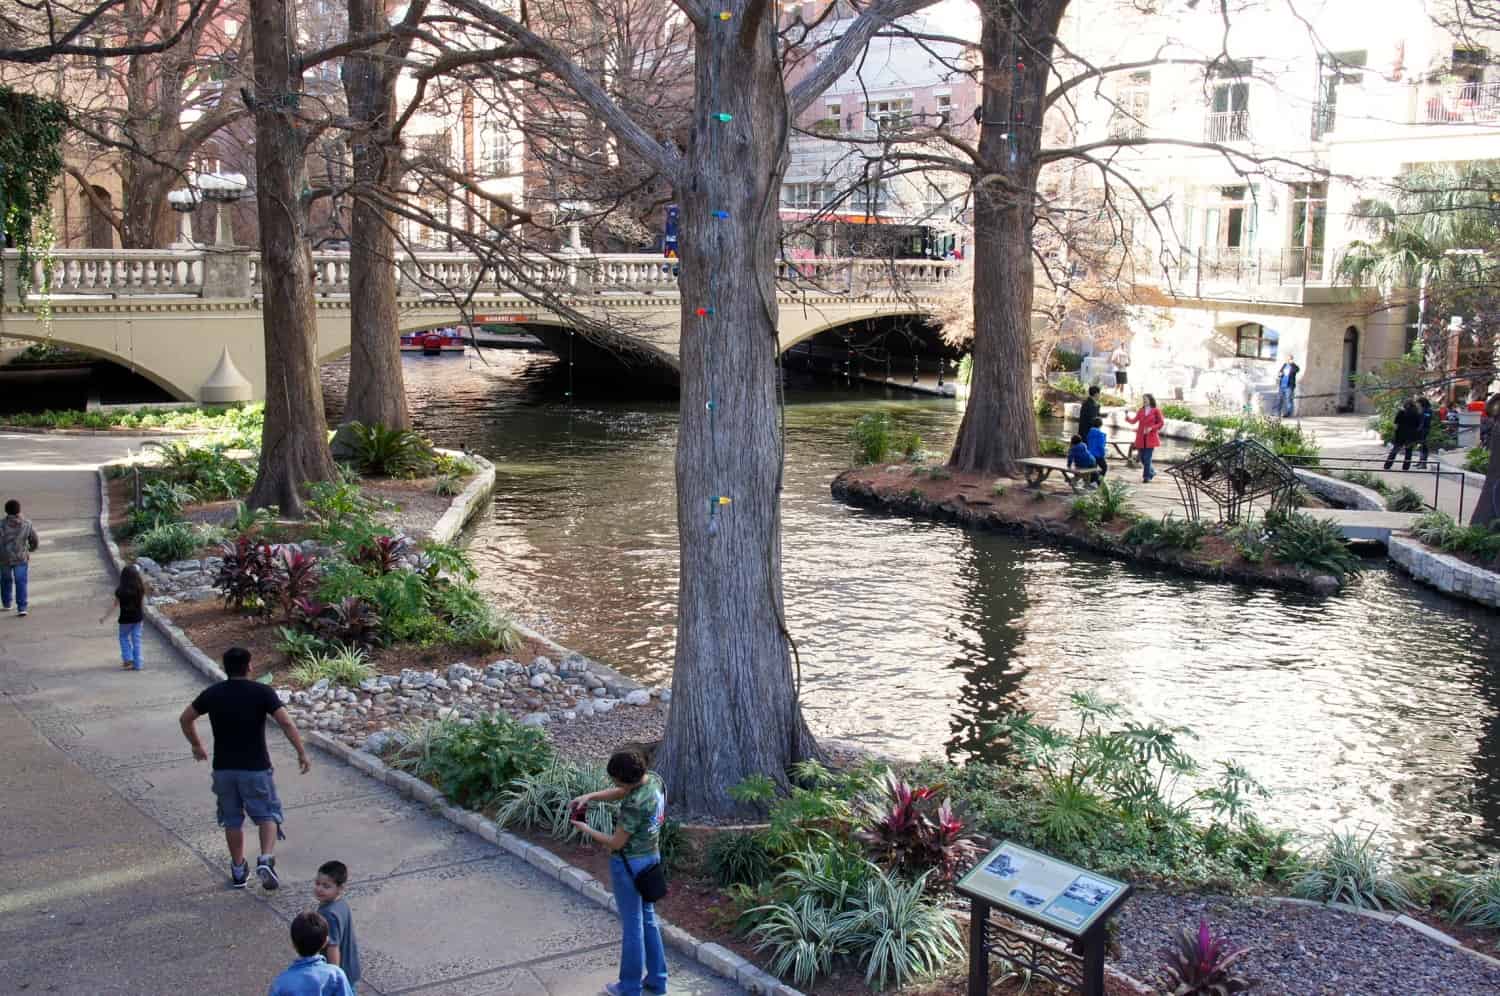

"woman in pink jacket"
[1126,393,1164,483]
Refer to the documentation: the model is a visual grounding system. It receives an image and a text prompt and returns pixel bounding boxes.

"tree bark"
[341,0,410,430]
[947,2,1067,475]
[1472,397,1500,528]
[654,11,817,817]
[245,0,337,516]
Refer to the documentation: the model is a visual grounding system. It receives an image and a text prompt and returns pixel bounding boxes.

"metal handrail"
[1281,453,1468,518]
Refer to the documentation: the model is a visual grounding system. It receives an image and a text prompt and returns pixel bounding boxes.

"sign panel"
[956,841,1128,937]
[473,314,529,324]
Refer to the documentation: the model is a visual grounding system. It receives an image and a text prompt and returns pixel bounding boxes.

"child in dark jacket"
[1085,418,1109,478]
[1066,434,1097,472]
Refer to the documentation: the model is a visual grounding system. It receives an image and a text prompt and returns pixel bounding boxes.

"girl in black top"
[100,564,149,670]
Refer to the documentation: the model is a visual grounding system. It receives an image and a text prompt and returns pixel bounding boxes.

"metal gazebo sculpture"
[1165,437,1300,524]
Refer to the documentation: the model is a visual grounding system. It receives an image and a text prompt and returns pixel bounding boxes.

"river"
[323,350,1500,862]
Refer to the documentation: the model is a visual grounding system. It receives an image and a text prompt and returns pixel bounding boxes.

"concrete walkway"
[1290,414,1479,521]
[0,432,740,996]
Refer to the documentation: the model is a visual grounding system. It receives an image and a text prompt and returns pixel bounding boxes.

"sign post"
[956,841,1132,996]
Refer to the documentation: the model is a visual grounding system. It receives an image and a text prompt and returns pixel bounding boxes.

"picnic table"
[1018,457,1102,494]
[1106,440,1138,468]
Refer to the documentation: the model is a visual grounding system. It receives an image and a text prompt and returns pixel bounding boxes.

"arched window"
[1234,322,1278,360]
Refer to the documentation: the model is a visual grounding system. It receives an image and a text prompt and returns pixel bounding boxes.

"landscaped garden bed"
[2,401,266,433]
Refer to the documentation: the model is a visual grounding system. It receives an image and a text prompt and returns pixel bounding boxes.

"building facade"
[1056,0,1500,414]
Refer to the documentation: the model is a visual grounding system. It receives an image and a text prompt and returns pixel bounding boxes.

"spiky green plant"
[1293,827,1412,911]
[1451,863,1500,928]
[704,832,776,888]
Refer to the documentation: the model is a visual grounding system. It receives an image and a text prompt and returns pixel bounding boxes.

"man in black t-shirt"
[179,647,310,890]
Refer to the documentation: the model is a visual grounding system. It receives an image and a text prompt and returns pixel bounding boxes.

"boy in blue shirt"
[269,912,354,996]
[1085,417,1109,478]
[1066,434,1097,483]
[314,861,361,993]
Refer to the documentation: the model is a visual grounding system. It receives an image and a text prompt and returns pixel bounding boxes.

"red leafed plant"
[1164,919,1257,995]
[856,770,980,886]
[275,546,321,621]
[353,534,412,575]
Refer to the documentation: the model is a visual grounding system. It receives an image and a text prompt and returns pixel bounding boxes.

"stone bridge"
[0,249,958,402]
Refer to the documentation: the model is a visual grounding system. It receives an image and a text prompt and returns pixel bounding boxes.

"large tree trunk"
[245,0,337,516]
[1472,398,1500,528]
[655,12,816,817]
[120,166,178,249]
[341,0,410,430]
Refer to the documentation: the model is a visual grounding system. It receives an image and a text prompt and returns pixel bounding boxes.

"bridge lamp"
[199,171,249,248]
[167,187,202,248]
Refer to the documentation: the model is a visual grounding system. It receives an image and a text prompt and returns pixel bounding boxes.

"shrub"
[1053,374,1087,398]
[287,645,373,688]
[1034,393,1055,418]
[1411,511,1500,563]
[275,546,321,620]
[705,832,776,888]
[1451,863,1500,929]
[1038,437,1068,457]
[1293,828,1411,911]
[434,451,478,477]
[391,713,554,808]
[850,412,922,465]
[1227,517,1269,564]
[345,421,437,478]
[1340,470,1391,496]
[231,502,278,537]
[1124,513,1206,552]
[1160,403,1196,422]
[275,626,329,666]
[1385,485,1425,512]
[1069,479,1134,525]
[1268,512,1362,578]
[137,479,192,526]
[293,595,383,647]
[353,534,413,575]
[434,474,461,496]
[493,760,616,842]
[845,869,963,990]
[213,537,281,614]
[1467,446,1490,474]
[1050,348,1084,372]
[136,522,200,563]
[956,354,972,386]
[855,771,979,886]
[146,441,254,500]
[1163,919,1256,996]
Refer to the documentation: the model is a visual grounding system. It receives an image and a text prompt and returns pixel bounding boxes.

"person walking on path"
[99,564,149,670]
[1109,343,1131,398]
[1,498,40,616]
[1416,397,1435,468]
[569,751,668,996]
[178,646,310,890]
[268,912,355,996]
[1385,398,1423,471]
[1078,385,1102,439]
[1277,356,1301,416]
[315,861,362,993]
[1126,393,1165,483]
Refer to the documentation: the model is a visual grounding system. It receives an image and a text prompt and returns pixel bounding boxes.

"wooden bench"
[1018,457,1102,493]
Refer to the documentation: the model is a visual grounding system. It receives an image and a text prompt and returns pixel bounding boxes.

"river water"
[325,350,1500,862]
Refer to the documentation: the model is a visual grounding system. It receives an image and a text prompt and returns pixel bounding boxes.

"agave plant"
[1163,919,1256,995]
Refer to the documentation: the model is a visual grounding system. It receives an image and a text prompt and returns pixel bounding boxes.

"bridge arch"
[0,324,194,401]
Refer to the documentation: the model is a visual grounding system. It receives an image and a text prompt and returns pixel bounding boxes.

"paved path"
[1291,415,1479,521]
[0,432,740,996]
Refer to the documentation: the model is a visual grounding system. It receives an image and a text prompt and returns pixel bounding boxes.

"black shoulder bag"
[619,853,668,903]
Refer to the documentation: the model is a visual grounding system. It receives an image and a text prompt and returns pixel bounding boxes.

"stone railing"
[5,248,960,302]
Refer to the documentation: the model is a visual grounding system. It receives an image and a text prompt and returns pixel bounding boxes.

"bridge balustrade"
[4,249,959,302]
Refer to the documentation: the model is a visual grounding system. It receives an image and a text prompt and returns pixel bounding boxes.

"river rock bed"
[273,656,669,751]
[1112,891,1500,995]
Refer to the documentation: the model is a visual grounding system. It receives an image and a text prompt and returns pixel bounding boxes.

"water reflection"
[323,351,1500,861]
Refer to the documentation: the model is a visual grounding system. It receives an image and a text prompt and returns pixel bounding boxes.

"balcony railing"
[1310,103,1336,141]
[1107,115,1145,141]
[1419,80,1500,125]
[1156,246,1341,296]
[1203,109,1250,142]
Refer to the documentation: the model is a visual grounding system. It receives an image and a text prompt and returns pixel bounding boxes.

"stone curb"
[96,463,790,993]
[1266,897,1500,969]
[306,730,802,996]
[428,449,497,545]
[1294,468,1386,512]
[2,424,201,437]
[1388,535,1500,610]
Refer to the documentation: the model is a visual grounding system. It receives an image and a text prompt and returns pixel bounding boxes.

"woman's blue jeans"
[609,854,668,995]
[118,622,143,668]
[1139,447,1156,481]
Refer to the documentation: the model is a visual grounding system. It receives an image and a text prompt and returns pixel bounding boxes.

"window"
[813,104,841,136]
[1290,182,1327,277]
[1313,50,1366,138]
[1207,61,1251,141]
[1453,47,1488,84]
[1109,71,1150,140]
[865,98,914,135]
[1235,323,1279,360]
[782,182,833,209]
[936,94,951,126]
[482,122,510,175]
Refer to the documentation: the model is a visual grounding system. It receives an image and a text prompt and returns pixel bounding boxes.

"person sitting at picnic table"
[1066,434,1098,487]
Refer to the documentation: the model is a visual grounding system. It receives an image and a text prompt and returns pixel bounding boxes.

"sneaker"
[17,610,26,617]
[256,856,279,891]
[230,861,249,889]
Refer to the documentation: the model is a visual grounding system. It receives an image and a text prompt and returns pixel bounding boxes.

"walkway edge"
[1266,897,1500,970]
[95,465,797,996]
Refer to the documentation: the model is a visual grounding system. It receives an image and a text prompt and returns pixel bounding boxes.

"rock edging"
[831,472,1339,595]
[1267,897,1500,970]
[429,449,497,545]
[1387,535,1500,609]
[94,466,786,994]
[1294,469,1386,512]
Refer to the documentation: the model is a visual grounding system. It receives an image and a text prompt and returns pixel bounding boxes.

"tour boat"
[399,328,467,355]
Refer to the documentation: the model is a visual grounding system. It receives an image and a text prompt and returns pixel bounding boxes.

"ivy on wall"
[0,84,67,298]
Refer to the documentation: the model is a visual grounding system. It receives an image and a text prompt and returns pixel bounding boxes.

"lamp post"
[198,170,248,247]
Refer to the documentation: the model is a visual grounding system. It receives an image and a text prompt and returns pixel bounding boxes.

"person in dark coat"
[1385,398,1422,471]
[1416,398,1435,468]
[1079,385,1102,440]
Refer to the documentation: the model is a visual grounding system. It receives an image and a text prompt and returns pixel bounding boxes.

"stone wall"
[1294,469,1385,511]
[1388,536,1500,609]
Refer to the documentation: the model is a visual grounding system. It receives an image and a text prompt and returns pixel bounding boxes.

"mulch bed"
[832,466,1341,595]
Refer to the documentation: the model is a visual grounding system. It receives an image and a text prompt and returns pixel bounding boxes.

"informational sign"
[956,842,1128,937]
[473,314,529,324]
